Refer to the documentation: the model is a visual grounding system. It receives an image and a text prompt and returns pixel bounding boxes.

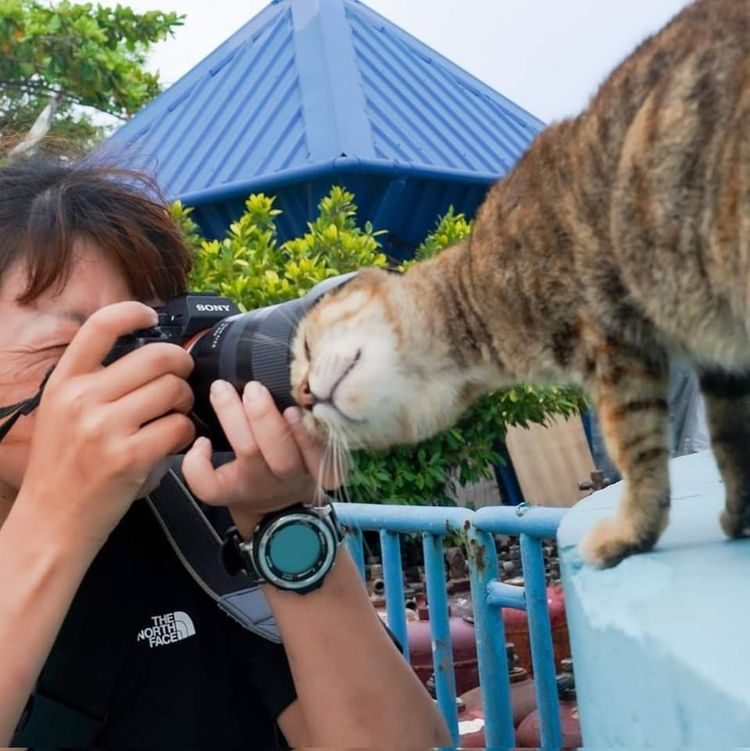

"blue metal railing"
[335,502,566,749]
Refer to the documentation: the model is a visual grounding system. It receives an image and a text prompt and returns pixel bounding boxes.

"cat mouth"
[311,400,365,425]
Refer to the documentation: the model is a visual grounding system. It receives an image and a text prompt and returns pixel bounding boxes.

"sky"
[104,0,693,124]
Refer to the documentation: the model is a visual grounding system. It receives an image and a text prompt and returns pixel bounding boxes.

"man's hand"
[181,380,344,536]
[17,301,196,551]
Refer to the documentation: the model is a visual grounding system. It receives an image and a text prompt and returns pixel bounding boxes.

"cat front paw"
[720,508,750,539]
[579,517,660,568]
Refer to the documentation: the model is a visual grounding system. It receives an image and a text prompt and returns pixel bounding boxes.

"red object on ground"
[407,605,479,695]
[459,657,537,727]
[457,706,487,748]
[515,699,582,749]
[502,581,570,673]
[515,659,582,749]
[457,643,538,747]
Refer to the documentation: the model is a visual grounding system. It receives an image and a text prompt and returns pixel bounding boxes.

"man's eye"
[37,344,68,357]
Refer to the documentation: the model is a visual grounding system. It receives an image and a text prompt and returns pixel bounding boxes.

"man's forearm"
[262,548,451,747]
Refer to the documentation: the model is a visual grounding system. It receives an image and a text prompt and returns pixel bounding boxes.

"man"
[0,158,449,746]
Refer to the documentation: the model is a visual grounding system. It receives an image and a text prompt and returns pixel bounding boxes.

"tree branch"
[0,79,127,121]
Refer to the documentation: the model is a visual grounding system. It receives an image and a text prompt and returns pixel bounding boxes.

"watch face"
[268,524,322,575]
[257,512,338,591]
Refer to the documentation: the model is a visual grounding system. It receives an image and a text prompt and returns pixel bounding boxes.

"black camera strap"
[0,366,54,442]
[146,464,281,643]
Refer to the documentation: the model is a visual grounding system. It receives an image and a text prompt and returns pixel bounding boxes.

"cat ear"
[354,267,392,286]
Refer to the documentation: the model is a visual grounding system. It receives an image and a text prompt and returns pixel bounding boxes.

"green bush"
[174,188,587,506]
[172,187,387,309]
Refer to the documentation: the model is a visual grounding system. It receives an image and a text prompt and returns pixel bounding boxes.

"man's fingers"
[110,372,194,428]
[241,382,306,479]
[209,380,260,458]
[100,343,194,402]
[285,408,345,490]
[181,436,227,503]
[132,411,196,465]
[54,301,159,379]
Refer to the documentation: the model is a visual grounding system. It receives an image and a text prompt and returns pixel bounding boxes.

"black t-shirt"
[14,499,297,748]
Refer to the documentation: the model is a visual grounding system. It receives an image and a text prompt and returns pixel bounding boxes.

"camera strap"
[146,464,281,643]
[0,366,54,442]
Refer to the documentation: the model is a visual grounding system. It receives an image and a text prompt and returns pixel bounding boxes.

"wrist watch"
[221,503,345,594]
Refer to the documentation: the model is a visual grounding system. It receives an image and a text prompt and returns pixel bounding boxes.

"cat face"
[290,268,490,450]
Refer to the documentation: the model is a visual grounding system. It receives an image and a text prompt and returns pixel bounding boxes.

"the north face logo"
[137,611,196,648]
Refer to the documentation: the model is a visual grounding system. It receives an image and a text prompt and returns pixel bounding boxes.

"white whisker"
[331,427,354,505]
[314,439,335,507]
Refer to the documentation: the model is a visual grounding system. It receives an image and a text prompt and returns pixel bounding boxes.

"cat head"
[290,266,497,450]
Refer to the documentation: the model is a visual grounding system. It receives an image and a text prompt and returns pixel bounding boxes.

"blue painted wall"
[559,451,750,746]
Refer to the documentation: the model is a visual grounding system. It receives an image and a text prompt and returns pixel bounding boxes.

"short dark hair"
[0,157,192,304]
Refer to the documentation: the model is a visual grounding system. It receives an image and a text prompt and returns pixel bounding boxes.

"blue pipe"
[464,524,516,748]
[344,526,367,582]
[474,503,565,539]
[487,580,527,610]
[422,532,459,745]
[379,529,409,660]
[336,503,472,536]
[520,533,562,748]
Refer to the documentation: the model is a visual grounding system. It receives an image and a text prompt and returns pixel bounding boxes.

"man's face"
[0,239,132,493]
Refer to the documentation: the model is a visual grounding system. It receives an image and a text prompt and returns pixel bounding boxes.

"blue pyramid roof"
[104,0,545,256]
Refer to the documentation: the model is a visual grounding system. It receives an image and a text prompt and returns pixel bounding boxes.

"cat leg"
[697,369,750,538]
[579,348,671,567]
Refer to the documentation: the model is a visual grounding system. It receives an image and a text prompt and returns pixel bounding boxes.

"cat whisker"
[329,415,366,451]
[333,435,349,504]
[321,427,342,498]
[331,427,355,505]
[314,440,337,507]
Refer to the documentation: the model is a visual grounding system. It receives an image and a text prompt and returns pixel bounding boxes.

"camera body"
[105,293,242,450]
[105,293,241,360]
[106,274,357,451]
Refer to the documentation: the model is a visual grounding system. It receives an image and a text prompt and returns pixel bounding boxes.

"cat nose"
[299,377,317,410]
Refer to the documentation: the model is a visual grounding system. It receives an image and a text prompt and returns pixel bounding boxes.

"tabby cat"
[290,0,749,568]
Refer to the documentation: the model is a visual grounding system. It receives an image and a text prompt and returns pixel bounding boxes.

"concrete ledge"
[559,451,750,747]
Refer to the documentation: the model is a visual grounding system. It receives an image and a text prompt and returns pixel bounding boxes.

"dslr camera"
[106,273,355,450]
